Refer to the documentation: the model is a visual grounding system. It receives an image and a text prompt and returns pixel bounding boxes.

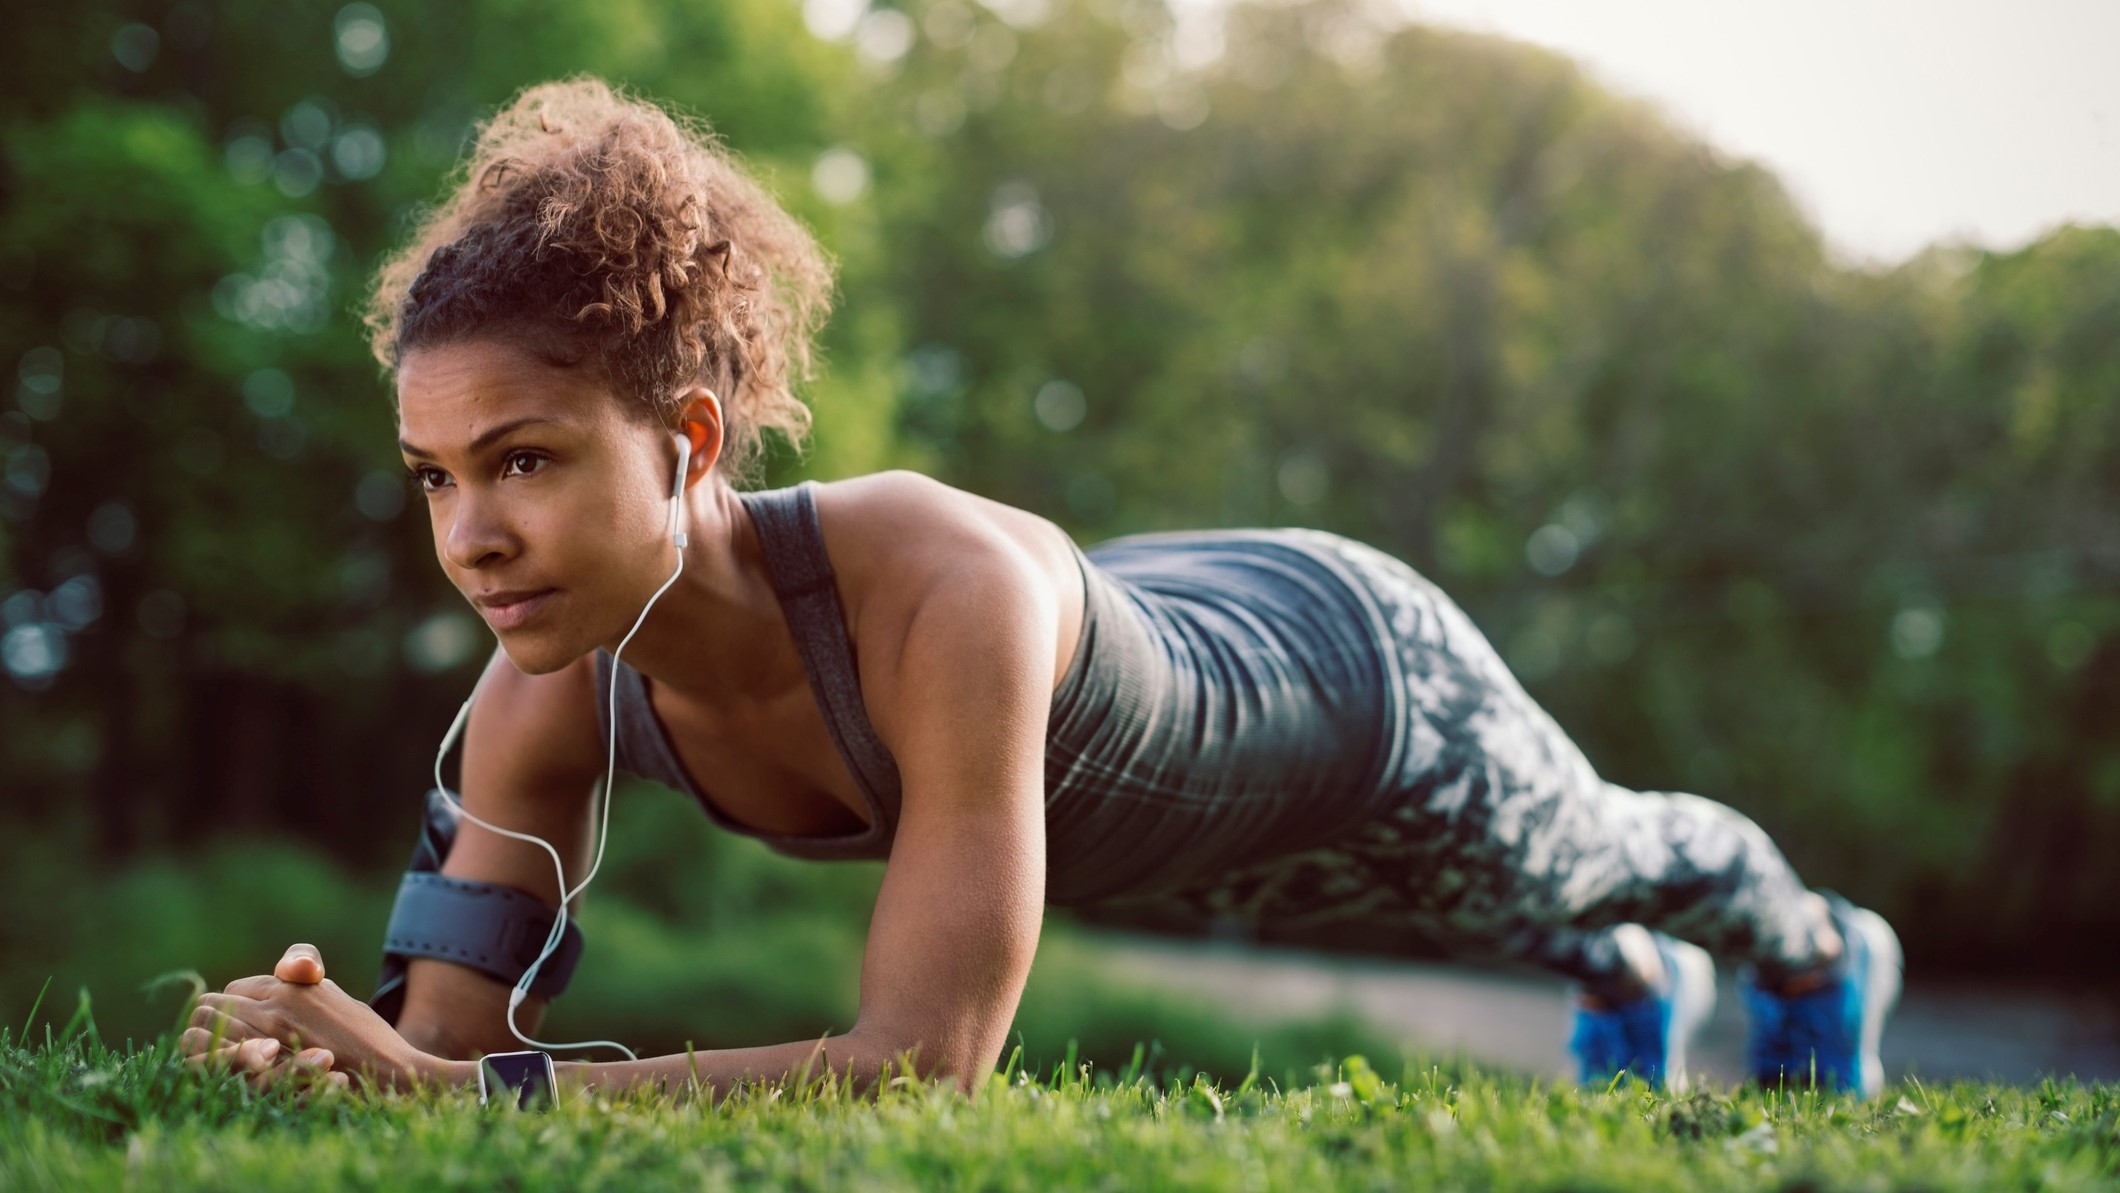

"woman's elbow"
[851,1025,996,1097]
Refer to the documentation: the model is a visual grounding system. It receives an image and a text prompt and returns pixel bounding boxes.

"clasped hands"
[181,943,441,1096]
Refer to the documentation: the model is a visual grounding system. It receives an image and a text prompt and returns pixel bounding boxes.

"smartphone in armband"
[478,1050,557,1110]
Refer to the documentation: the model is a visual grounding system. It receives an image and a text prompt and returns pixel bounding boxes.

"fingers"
[184,1037,349,1100]
[223,974,278,998]
[186,1000,261,1048]
[220,942,327,1001]
[259,1046,337,1090]
[193,992,302,1048]
[275,943,326,985]
[296,1070,354,1104]
[181,1023,256,1055]
[271,1048,352,1103]
[294,1067,353,1107]
[185,1035,282,1075]
[193,992,263,1024]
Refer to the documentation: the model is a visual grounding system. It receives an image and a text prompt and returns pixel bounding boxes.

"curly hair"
[363,75,836,488]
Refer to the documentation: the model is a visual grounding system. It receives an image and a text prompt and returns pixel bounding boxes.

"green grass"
[9,802,2119,1188]
[6,1019,2119,1192]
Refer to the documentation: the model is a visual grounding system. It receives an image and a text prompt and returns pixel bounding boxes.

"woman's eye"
[401,454,544,493]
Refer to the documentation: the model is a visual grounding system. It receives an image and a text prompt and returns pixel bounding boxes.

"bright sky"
[1392,0,2120,268]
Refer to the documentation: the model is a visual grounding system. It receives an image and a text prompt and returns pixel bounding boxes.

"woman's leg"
[1096,536,1840,992]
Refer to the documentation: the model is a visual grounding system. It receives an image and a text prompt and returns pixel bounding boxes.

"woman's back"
[1040,527,1403,902]
[597,480,1408,905]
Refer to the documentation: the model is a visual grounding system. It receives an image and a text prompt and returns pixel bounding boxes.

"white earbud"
[669,431,691,550]
[424,424,702,1061]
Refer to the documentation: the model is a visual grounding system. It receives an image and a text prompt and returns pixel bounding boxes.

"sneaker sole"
[1842,904,1903,1098]
[1660,937,1717,1093]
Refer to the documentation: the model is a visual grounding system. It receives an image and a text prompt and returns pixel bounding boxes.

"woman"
[182,76,1900,1103]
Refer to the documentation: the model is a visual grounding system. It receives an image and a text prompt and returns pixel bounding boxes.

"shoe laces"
[1744,979,1848,1081]
[1572,995,1667,1083]
[1571,1005,1634,1074]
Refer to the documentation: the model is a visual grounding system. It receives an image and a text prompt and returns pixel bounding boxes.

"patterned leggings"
[1087,535,1836,991]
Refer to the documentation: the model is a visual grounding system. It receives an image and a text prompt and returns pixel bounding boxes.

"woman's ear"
[674,386,723,484]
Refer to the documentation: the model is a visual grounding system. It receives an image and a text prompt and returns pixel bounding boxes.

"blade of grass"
[18,975,53,1039]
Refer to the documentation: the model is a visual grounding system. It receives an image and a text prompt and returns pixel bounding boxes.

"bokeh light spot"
[1,589,42,628]
[243,368,296,418]
[280,100,336,152]
[334,3,389,76]
[803,0,868,42]
[5,445,50,496]
[2,623,67,687]
[331,125,387,181]
[110,23,160,72]
[811,147,871,206]
[274,148,324,198]
[1525,524,1580,577]
[405,610,480,674]
[984,181,1052,258]
[224,129,275,185]
[49,574,104,631]
[977,0,1052,30]
[88,501,137,554]
[355,469,408,521]
[1276,450,1330,507]
[1034,379,1086,431]
[923,0,975,49]
[856,9,916,63]
[1890,606,1945,659]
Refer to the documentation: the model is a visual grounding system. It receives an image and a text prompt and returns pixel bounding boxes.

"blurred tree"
[835,0,2120,969]
[0,0,884,863]
[2,0,2115,975]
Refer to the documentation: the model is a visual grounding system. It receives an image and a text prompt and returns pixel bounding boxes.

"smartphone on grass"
[477,1050,556,1110]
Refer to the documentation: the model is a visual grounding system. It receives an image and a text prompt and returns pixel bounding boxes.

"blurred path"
[1089,929,2120,1085]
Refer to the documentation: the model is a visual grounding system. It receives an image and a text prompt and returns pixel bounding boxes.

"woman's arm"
[196,549,1055,1102]
[547,547,1056,1098]
[394,644,610,1059]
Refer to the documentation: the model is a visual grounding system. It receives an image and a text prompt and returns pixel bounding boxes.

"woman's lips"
[478,589,557,630]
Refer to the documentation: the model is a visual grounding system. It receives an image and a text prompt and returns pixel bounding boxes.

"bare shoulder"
[811,469,1060,589]
[804,469,1084,721]
[459,645,609,801]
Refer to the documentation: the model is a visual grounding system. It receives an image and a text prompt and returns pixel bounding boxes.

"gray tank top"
[594,480,1403,905]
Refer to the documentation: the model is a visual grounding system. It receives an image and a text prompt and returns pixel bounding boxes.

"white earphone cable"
[423,433,694,1061]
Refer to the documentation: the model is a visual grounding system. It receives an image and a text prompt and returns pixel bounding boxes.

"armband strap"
[369,789,585,1025]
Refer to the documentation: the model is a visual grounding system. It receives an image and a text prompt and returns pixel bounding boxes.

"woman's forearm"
[396,957,552,1060]
[418,1028,947,1103]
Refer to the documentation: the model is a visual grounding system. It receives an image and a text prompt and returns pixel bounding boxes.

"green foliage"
[3,0,2118,984]
[0,0,881,861]
[835,0,2120,971]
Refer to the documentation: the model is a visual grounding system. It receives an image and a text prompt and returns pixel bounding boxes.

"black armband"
[368,788,585,1026]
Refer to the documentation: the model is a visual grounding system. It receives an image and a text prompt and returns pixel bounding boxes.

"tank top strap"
[738,480,905,830]
[591,646,697,810]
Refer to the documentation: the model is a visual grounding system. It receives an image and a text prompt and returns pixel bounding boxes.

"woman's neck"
[596,480,807,710]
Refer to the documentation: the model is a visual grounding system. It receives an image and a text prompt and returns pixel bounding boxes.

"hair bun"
[366,74,835,488]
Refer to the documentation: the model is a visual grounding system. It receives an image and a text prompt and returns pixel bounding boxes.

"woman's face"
[396,337,677,676]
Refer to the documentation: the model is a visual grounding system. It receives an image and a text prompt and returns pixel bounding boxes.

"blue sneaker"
[1742,893,1902,1098]
[1569,932,1716,1091]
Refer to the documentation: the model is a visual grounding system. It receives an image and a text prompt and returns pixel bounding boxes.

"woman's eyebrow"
[399,416,568,460]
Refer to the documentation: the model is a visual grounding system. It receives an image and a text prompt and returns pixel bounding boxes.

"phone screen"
[478,1051,557,1110]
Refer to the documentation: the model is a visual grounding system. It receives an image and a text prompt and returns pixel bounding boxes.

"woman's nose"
[442,496,516,570]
